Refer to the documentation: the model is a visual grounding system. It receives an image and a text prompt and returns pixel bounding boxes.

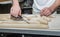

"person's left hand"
[40,7,53,16]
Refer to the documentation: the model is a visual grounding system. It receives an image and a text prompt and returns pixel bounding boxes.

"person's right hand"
[10,5,21,17]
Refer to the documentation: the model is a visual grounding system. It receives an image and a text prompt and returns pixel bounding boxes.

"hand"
[10,5,21,17]
[40,7,53,16]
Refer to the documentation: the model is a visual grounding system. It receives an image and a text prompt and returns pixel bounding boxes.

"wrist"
[12,0,19,6]
[13,4,19,6]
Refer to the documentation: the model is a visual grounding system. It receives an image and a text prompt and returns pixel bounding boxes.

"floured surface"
[49,14,60,29]
[0,14,54,29]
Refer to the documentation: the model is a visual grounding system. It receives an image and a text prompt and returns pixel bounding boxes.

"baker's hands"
[40,7,54,16]
[10,5,21,17]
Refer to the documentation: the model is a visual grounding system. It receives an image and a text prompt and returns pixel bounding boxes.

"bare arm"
[12,0,19,5]
[10,0,21,17]
[50,0,60,10]
[49,0,60,11]
[40,0,60,16]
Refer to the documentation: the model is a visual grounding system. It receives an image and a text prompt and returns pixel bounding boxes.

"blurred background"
[0,0,60,14]
[0,0,33,14]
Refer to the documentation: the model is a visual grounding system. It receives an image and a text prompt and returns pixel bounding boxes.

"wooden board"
[0,14,48,29]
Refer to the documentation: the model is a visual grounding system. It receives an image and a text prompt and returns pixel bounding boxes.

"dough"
[0,14,48,29]
[38,18,48,25]
[0,21,27,24]
[48,15,55,18]
[0,14,49,25]
[42,16,51,22]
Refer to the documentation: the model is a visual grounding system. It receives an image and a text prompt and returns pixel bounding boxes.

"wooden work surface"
[0,14,48,29]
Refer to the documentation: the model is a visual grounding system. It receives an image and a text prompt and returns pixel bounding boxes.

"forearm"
[12,0,19,6]
[49,0,60,11]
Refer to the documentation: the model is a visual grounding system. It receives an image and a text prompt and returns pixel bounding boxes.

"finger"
[18,10,21,16]
[44,8,52,16]
[43,9,48,15]
[42,8,50,16]
[11,10,18,17]
[44,10,51,16]
[47,10,52,16]
[10,8,13,15]
[40,9,45,16]
[40,7,48,16]
[46,12,51,16]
